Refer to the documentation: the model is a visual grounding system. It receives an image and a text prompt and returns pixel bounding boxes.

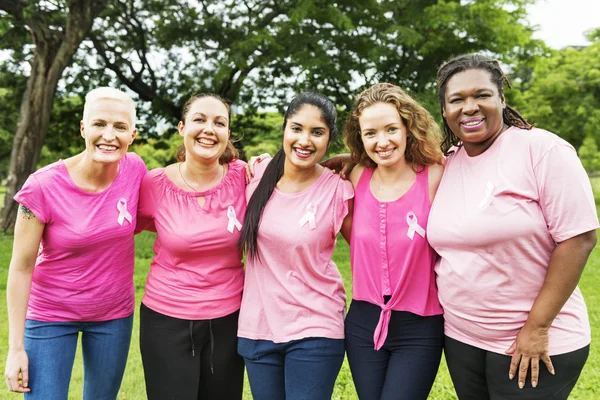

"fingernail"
[519,382,524,389]
[509,373,514,379]
[532,380,537,388]
[551,369,555,375]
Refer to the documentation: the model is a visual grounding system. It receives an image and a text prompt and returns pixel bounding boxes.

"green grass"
[1,179,600,399]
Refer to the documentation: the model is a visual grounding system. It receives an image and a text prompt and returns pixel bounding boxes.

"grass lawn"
[1,178,599,399]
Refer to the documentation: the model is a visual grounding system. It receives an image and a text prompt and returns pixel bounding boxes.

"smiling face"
[443,68,506,155]
[358,102,407,168]
[282,104,330,170]
[178,96,230,164]
[80,98,137,164]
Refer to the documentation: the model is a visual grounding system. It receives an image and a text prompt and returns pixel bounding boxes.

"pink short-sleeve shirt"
[136,160,246,320]
[238,160,354,342]
[14,152,147,322]
[428,127,599,355]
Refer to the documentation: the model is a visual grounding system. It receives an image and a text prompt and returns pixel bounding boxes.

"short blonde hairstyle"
[83,87,137,127]
[345,83,443,168]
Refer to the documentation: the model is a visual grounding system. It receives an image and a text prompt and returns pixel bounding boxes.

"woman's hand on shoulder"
[505,322,554,389]
[321,153,356,180]
[245,153,271,184]
[4,348,30,393]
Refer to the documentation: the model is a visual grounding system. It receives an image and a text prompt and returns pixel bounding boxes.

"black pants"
[139,303,244,400]
[444,336,589,400]
[344,300,444,400]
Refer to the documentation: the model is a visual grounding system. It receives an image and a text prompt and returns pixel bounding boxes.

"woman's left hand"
[506,323,555,389]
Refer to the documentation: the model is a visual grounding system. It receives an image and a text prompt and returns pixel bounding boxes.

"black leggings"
[139,303,244,400]
[444,336,589,400]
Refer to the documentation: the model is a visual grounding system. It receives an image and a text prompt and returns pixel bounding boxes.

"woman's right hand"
[4,348,30,393]
[245,153,272,183]
[320,153,355,179]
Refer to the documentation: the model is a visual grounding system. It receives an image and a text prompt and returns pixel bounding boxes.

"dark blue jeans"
[238,336,345,400]
[345,300,444,400]
[23,314,133,400]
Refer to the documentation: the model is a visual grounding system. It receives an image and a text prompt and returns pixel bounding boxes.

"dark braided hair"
[238,92,337,260]
[437,54,533,154]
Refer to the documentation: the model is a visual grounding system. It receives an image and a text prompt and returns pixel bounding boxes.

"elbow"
[580,229,598,254]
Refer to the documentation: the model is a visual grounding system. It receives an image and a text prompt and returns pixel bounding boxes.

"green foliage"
[130,133,181,170]
[511,34,600,149]
[579,136,600,174]
[235,112,283,159]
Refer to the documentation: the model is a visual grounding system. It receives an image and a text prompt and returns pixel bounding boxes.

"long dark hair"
[238,92,337,260]
[437,54,533,154]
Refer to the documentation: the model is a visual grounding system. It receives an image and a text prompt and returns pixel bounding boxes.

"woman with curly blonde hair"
[343,82,445,400]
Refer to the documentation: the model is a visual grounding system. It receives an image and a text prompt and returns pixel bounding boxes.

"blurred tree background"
[0,0,599,229]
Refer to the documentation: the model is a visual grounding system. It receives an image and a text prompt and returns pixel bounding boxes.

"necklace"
[178,162,225,192]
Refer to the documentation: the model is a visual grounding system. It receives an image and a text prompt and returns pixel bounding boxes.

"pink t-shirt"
[14,152,147,322]
[238,160,354,342]
[136,160,246,320]
[428,126,599,355]
[351,166,443,350]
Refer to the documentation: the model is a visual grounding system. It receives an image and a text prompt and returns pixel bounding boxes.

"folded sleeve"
[534,144,599,243]
[333,178,354,234]
[13,174,49,224]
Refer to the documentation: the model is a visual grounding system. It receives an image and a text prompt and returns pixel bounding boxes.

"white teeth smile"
[377,149,394,157]
[98,145,117,150]
[295,148,312,155]
[197,138,216,145]
[463,120,483,126]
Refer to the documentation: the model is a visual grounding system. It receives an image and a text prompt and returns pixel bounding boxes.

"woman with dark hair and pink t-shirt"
[342,83,445,400]
[428,53,598,399]
[136,93,246,399]
[4,87,147,398]
[237,92,353,400]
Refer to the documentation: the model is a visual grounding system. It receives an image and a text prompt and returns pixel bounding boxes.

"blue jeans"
[238,337,345,400]
[345,300,444,400]
[23,314,133,400]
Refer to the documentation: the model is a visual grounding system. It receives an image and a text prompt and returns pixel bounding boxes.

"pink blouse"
[351,166,443,350]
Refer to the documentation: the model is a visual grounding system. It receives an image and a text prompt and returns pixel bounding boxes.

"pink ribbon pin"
[406,211,425,240]
[298,203,317,230]
[227,206,242,233]
[117,198,132,226]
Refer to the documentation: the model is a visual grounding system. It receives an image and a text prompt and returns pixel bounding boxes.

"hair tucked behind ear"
[237,91,337,260]
[238,149,286,259]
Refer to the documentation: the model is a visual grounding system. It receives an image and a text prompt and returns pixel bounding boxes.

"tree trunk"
[0,0,107,232]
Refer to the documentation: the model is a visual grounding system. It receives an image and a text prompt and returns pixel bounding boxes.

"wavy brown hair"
[176,93,239,164]
[437,54,533,154]
[345,83,443,169]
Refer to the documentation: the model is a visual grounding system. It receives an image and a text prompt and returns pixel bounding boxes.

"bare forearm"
[527,231,596,329]
[7,268,33,350]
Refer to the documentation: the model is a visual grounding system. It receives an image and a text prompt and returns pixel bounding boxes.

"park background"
[0,0,599,398]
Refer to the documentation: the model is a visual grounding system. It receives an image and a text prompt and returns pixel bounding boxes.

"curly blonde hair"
[345,83,443,168]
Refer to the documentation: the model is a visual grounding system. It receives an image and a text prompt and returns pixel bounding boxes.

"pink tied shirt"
[428,127,599,355]
[136,160,246,320]
[238,160,354,342]
[14,152,147,321]
[351,166,443,350]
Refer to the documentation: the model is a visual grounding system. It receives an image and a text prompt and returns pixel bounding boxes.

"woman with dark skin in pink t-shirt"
[428,53,598,400]
[4,87,146,399]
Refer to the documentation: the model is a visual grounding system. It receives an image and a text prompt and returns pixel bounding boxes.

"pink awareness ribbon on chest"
[227,206,242,233]
[298,202,317,230]
[406,211,425,240]
[478,181,494,209]
[117,198,132,226]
